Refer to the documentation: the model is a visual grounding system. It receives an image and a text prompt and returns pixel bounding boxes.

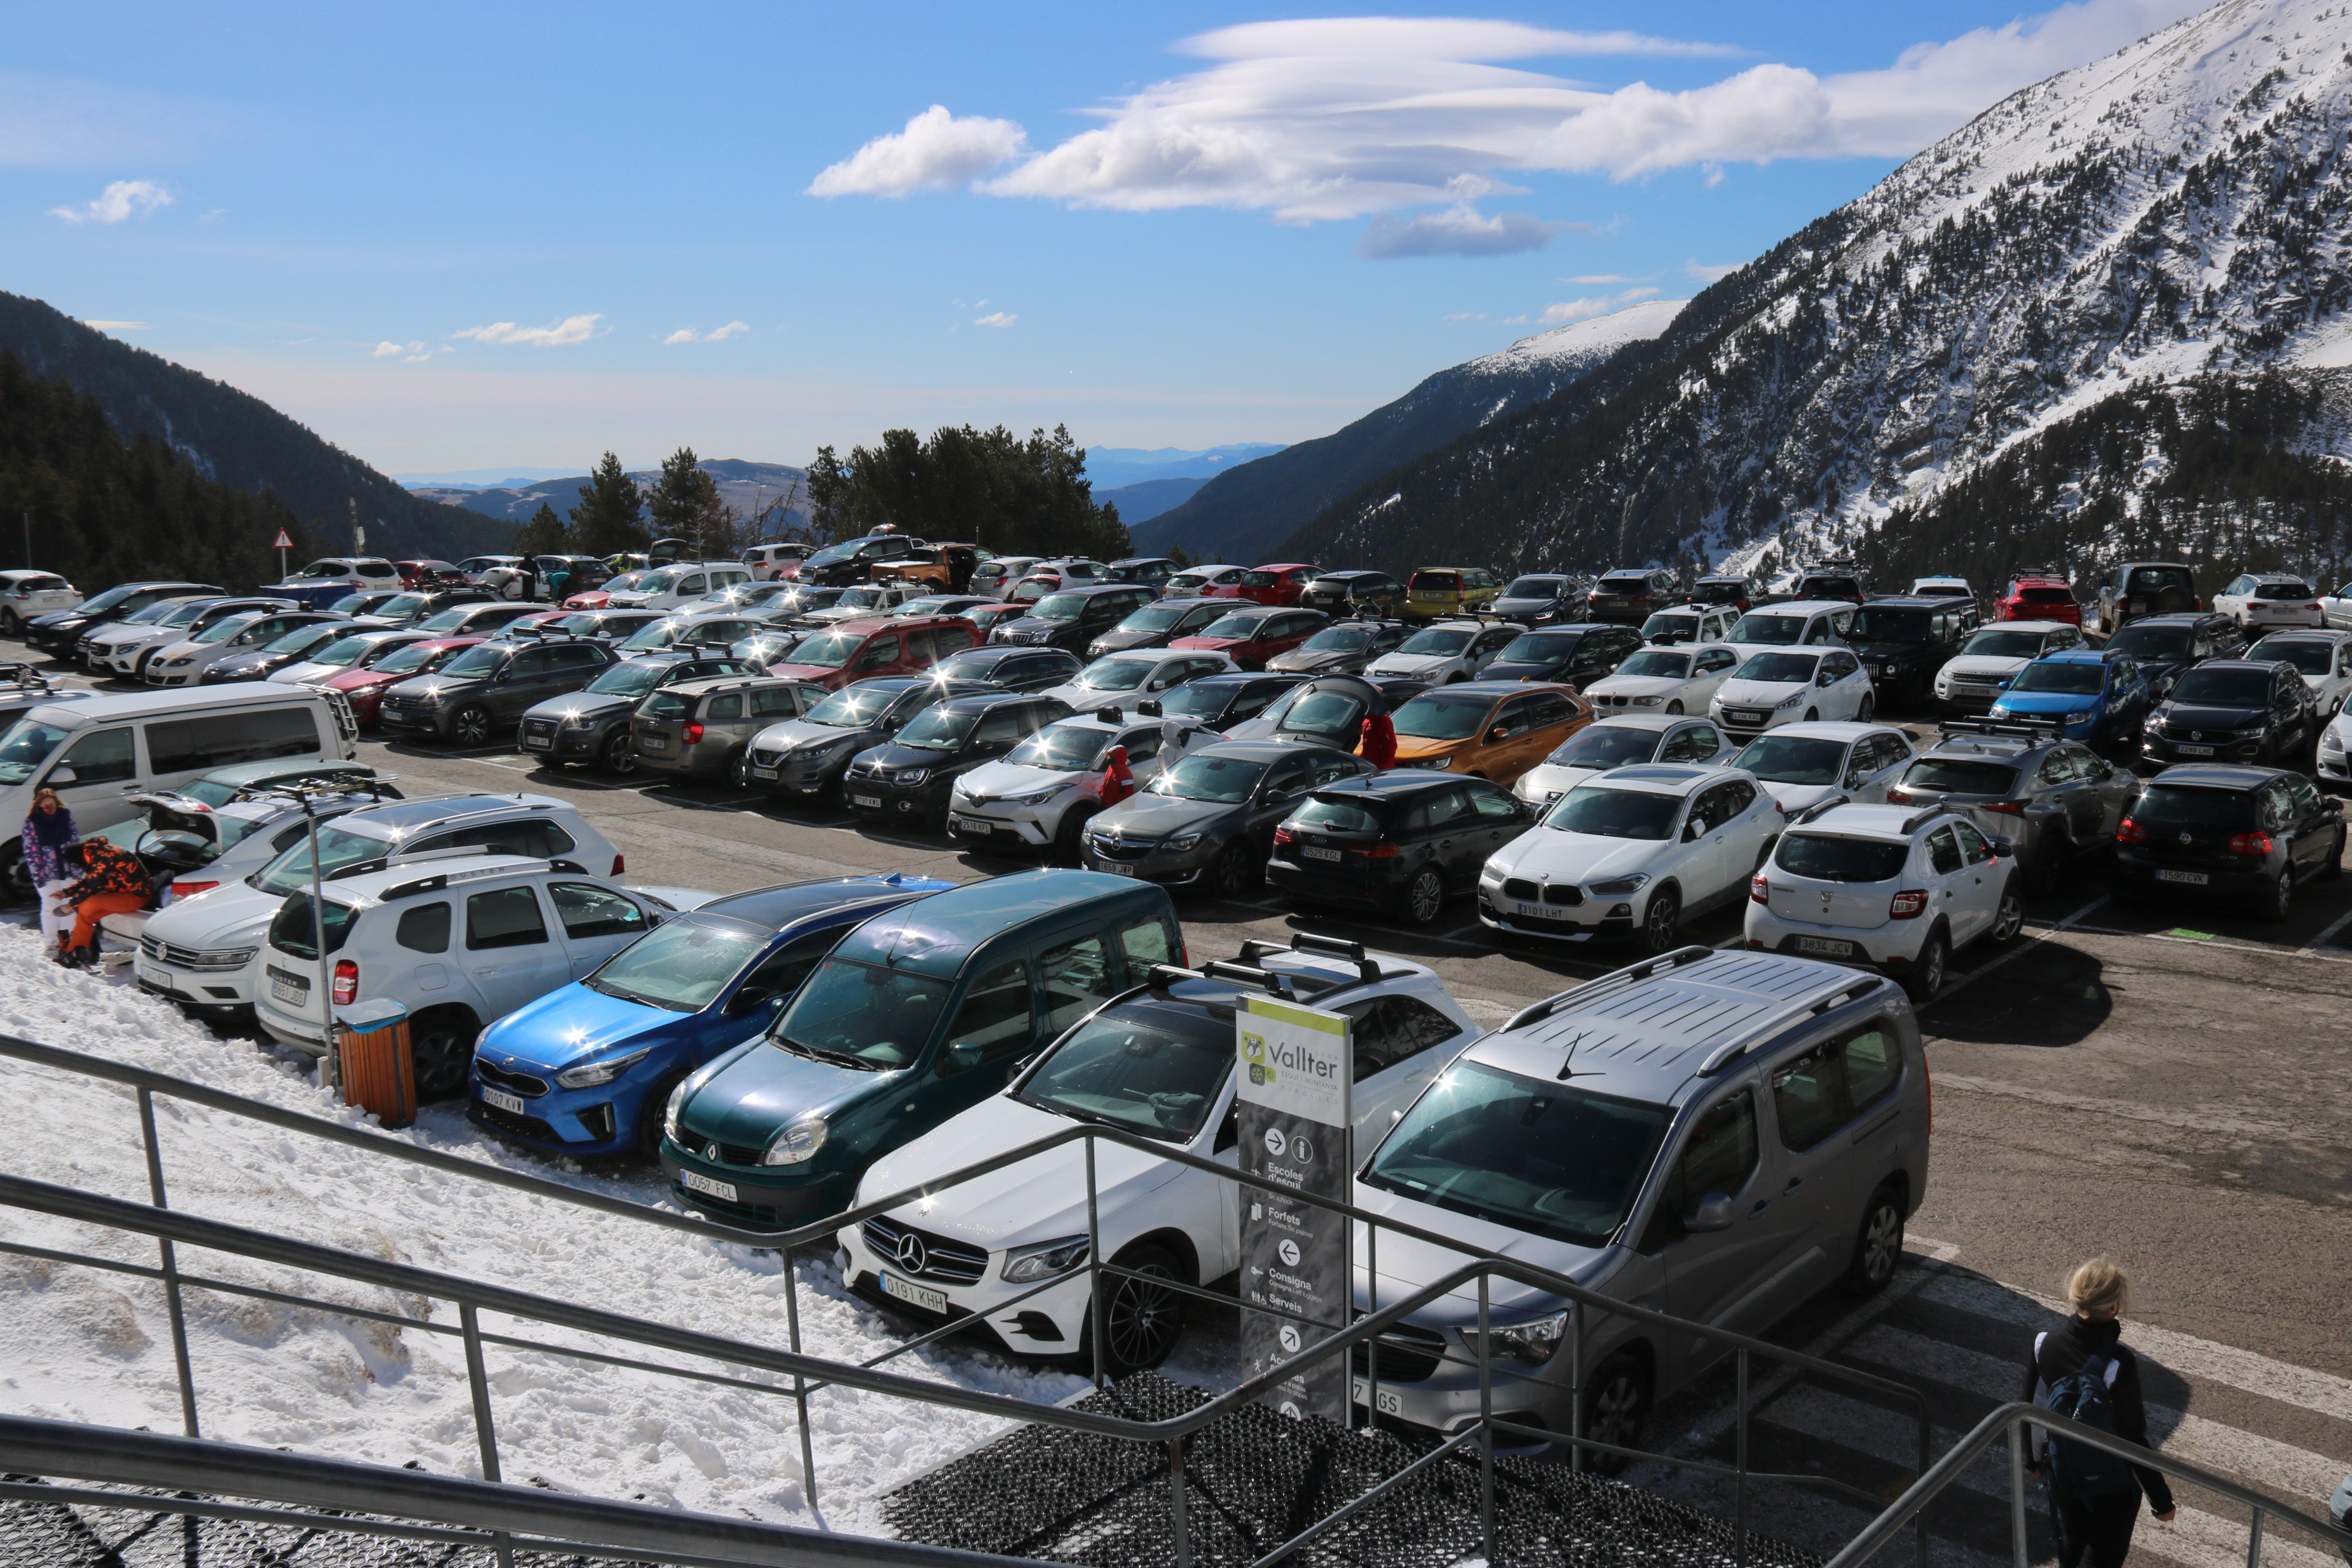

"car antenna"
[1556,1027,1602,1079]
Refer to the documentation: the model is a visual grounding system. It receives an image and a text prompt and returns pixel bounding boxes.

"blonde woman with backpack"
[2023,1260,2177,1568]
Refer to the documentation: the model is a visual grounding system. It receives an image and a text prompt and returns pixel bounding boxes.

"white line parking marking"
[2297,907,2352,955]
[2059,894,2110,929]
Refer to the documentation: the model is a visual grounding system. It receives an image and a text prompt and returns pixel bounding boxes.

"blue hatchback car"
[468,873,957,1157]
[1989,646,2150,747]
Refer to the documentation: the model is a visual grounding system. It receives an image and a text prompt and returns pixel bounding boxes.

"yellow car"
[1406,566,1501,621]
[1385,680,1593,787]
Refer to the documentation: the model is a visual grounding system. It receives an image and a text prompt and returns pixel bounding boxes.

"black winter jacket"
[2021,1313,2176,1513]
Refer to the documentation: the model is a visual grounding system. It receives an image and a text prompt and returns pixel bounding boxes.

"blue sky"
[7,0,2199,475]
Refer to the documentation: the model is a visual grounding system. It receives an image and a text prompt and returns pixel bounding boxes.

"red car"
[1170,606,1329,670]
[394,559,466,591]
[1997,569,2083,625]
[323,635,484,727]
[1235,563,1323,607]
[761,614,981,693]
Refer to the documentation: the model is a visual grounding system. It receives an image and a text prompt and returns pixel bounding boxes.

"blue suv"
[468,874,956,1158]
[1989,646,2150,749]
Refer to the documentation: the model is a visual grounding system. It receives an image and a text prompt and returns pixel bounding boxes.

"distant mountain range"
[1084,444,1286,491]
[0,292,501,560]
[407,459,810,533]
[1096,475,1213,525]
[1131,301,1684,565]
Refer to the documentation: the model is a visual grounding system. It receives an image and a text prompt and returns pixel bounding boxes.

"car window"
[395,901,451,954]
[1344,993,1463,1077]
[548,881,647,940]
[1118,915,1176,973]
[56,727,137,786]
[740,928,838,999]
[1406,786,1473,831]
[1656,1088,1760,1226]
[1842,1025,1902,1113]
[1039,933,1114,1036]
[2038,750,2072,785]
[418,819,576,861]
[1926,825,1964,875]
[1770,1041,1848,1151]
[1721,777,1757,815]
[750,685,801,718]
[465,885,549,950]
[1264,755,1315,798]
[1309,752,1362,786]
[1953,820,1995,864]
[1658,726,1713,763]
[1119,727,1163,763]
[1468,782,1522,820]
[974,705,1032,745]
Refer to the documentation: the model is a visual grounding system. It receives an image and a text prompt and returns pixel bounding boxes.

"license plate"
[522,733,551,750]
[680,1170,738,1202]
[853,793,883,809]
[952,815,989,834]
[1512,900,1566,921]
[2155,869,2209,885]
[139,964,171,991]
[482,1087,527,1116]
[270,972,308,1004]
[641,737,669,752]
[1302,845,1341,862]
[1351,1376,1404,1417]
[1796,936,1859,957]
[2175,744,2215,756]
[879,1271,951,1315]
[752,765,777,779]
[1730,711,1766,725]
[1099,861,1137,876]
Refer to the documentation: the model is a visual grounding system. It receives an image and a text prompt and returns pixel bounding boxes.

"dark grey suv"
[1082,739,1371,896]
[518,653,748,773]
[379,638,614,746]
[1887,719,2137,889]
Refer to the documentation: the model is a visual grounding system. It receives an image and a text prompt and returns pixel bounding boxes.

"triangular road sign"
[270,529,294,549]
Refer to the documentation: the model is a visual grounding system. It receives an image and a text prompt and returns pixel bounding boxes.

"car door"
[2277,775,2334,880]
[1466,627,1517,677]
[1921,824,1983,941]
[1689,646,1741,706]
[1462,779,1532,874]
[1821,650,1867,718]
[546,879,654,978]
[1635,1082,1778,1365]
[1750,1033,1861,1311]
[1717,777,1776,884]
[459,881,573,1016]
[1251,753,1318,849]
[42,725,142,831]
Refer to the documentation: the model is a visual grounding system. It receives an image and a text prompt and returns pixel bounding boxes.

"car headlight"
[662,1079,690,1143]
[556,1047,651,1089]
[1589,874,1650,895]
[1001,1234,1092,1283]
[896,767,930,786]
[1010,786,1060,805]
[1463,1310,1567,1366]
[1164,832,1202,852]
[1630,695,1664,707]
[1774,692,1804,709]
[760,1115,829,1167]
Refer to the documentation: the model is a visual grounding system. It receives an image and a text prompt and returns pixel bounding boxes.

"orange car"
[1383,679,1591,786]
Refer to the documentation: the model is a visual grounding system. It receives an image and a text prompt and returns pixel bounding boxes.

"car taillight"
[1272,827,1295,847]
[2116,818,2145,843]
[1750,873,1770,904]
[1890,890,1930,918]
[1981,801,2025,815]
[1353,843,1400,859]
[611,854,625,875]
[2227,831,2273,856]
[169,880,219,900]
[331,960,358,1006]
[1885,787,1914,804]
[683,721,704,744]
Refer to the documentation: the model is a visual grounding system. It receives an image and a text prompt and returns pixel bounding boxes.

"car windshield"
[768,957,950,1070]
[1201,613,1271,639]
[127,600,191,626]
[2171,667,2271,706]
[1499,633,1577,663]
[1638,614,1702,641]
[193,613,263,645]
[1776,834,1909,883]
[1397,628,1473,656]
[1074,657,1158,692]
[1302,627,1374,652]
[2252,581,2314,600]
[1149,753,1264,803]
[1542,785,1680,839]
[782,630,862,669]
[1118,603,1192,634]
[1847,608,1930,642]
[1728,614,1807,645]
[2106,624,2192,659]
[1616,650,1692,679]
[804,685,899,728]
[1732,734,1847,785]
[1007,725,1116,771]
[621,620,693,651]
[0,720,72,786]
[1276,690,1366,737]
[1017,999,1232,1141]
[1544,725,1659,768]
[2009,661,2104,695]
[373,594,428,619]
[2132,786,2255,830]
[73,585,141,613]
[416,608,476,633]
[1362,1062,1672,1248]
[894,707,982,752]
[802,542,857,567]
[1159,682,1239,720]
[634,570,682,594]
[1962,630,2051,658]
[253,823,396,895]
[307,635,382,669]
[2249,638,2334,675]
[1738,652,1821,684]
[835,587,889,609]
[1391,693,1494,741]
[581,661,665,698]
[264,623,344,656]
[585,919,763,1012]
[369,641,445,677]
[1504,577,1563,599]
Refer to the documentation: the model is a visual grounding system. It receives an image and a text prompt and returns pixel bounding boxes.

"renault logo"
[703,1142,720,1162]
[896,1232,929,1274]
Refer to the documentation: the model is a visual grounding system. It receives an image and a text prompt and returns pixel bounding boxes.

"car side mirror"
[1487,726,1510,742]
[47,766,78,786]
[1684,1192,1734,1232]
[1682,819,1703,842]
[946,1040,984,1072]
[1844,771,1867,790]
[727,986,777,1016]
[1988,837,2015,857]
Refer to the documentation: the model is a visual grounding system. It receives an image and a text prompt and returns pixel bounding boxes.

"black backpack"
[2038,1337,2139,1496]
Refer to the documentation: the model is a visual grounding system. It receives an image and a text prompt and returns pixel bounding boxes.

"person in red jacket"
[1358,710,1398,770]
[1099,744,1136,807]
[52,838,154,967]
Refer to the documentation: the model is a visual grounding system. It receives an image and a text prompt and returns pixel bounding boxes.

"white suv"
[135,794,619,1016]
[251,854,698,1098]
[1932,620,2082,714]
[949,711,1212,862]
[835,935,1483,1374]
[1745,803,2022,998]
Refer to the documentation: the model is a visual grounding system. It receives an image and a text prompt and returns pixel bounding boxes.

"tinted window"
[54,727,136,786]
[1343,994,1461,1076]
[947,960,1035,1060]
[1657,1090,1760,1224]
[1771,1041,1849,1150]
[146,708,321,775]
[465,886,548,950]
[548,881,646,940]
[1776,834,1908,883]
[394,901,451,954]
[420,819,576,861]
[2131,787,2254,830]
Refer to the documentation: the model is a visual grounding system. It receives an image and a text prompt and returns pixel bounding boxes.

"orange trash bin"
[335,998,417,1129]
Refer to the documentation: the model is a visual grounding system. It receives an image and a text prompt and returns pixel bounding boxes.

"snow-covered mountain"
[1130,301,1681,563]
[1294,0,2352,589]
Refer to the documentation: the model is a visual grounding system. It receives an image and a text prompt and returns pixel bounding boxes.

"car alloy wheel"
[1212,841,1258,897]
[1097,1243,1185,1375]
[1665,700,1683,714]
[1990,886,2024,944]
[1904,929,1947,1000]
[1638,889,1680,955]
[1052,807,1097,868]
[0,609,16,635]
[1844,1186,1905,1296]
[1401,866,1445,927]
[601,728,639,776]
[726,747,752,790]
[2258,869,2292,924]
[410,1014,476,1102]
[1581,1354,1648,1476]
[451,705,493,747]
[1856,695,1875,721]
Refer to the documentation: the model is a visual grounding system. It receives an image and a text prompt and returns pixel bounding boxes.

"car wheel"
[1665,700,1683,715]
[1580,1354,1650,1476]
[1397,865,1445,927]
[1902,928,1948,1000]
[0,608,16,635]
[1636,887,1681,955]
[450,704,493,748]
[1843,1183,1907,1297]
[725,746,752,791]
[1989,884,2024,945]
[2257,868,2293,924]
[1051,805,1097,868]
[2323,828,2345,882]
[1803,709,1819,722]
[638,1074,685,1158]
[600,728,639,776]
[1091,1242,1186,1376]
[1856,695,1875,721]
[408,1010,478,1103]
[0,842,30,907]
[1211,840,1259,898]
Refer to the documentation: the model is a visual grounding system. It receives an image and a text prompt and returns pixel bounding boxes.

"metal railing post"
[1917,1387,1932,1568]
[1364,1221,1378,1431]
[1085,1134,1105,1392]
[2009,1415,2030,1568]
[1168,1438,1190,1568]
[459,1300,512,1568]
[1570,1300,1585,1476]
[781,1242,820,1519]
[1735,1347,1750,1568]
[135,1088,199,1439]
[1477,1273,1494,1567]
[2246,1505,2264,1568]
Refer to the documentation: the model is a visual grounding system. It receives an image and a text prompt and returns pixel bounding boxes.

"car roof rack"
[1238,932,1392,984]
[1694,974,1886,1075]
[1936,716,2061,741]
[1500,944,1718,1032]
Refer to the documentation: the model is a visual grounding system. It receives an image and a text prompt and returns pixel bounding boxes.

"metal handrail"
[1828,1400,2352,1568]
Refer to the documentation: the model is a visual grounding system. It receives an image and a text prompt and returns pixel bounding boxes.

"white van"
[605,562,753,611]
[0,685,357,897]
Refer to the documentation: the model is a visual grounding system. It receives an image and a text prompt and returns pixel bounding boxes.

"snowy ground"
[0,921,1240,1538]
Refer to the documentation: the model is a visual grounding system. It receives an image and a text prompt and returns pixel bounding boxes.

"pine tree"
[512,502,569,558]
[647,447,732,558]
[567,452,647,557]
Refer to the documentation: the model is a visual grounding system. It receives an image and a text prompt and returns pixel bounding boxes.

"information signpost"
[1234,994,1352,1424]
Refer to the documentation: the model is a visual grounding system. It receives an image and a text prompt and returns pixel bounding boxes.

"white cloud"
[1564,274,1630,285]
[452,314,603,347]
[1358,203,1571,259]
[662,328,698,345]
[974,312,1017,328]
[808,105,1028,197]
[1686,259,1742,282]
[1444,312,1489,322]
[372,341,410,358]
[664,321,753,345]
[49,178,171,224]
[78,319,146,330]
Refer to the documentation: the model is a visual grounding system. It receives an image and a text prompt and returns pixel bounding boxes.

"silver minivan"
[1350,945,1929,1463]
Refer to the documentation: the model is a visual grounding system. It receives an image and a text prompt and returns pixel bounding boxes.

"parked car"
[1085,740,1370,895]
[0,570,79,634]
[746,677,991,804]
[202,619,357,685]
[1162,564,1247,600]
[349,587,495,629]
[470,874,956,1157]
[1146,671,1304,732]
[1298,570,1407,620]
[324,636,486,728]
[1227,563,1319,607]
[145,609,350,687]
[2316,705,2352,790]
[1223,673,1395,752]
[793,582,918,628]
[1365,619,1523,685]
[1511,715,1730,807]
[1270,769,1536,923]
[1005,560,1108,605]
[2321,578,2352,631]
[1783,563,1868,605]
[661,870,1180,1225]
[2247,630,2352,720]
[962,602,1030,641]
[378,637,616,746]
[1844,597,1980,707]
[760,615,981,694]
[2095,560,2201,634]
[1746,804,2023,998]
[930,644,1083,694]
[2138,658,2320,772]
[2114,765,2345,920]
[132,792,615,1011]
[85,596,295,678]
[1102,557,1180,591]
[1636,605,1739,647]
[1406,567,1502,622]
[406,601,543,641]
[1040,650,1237,714]
[1492,574,1585,627]
[1910,576,1975,603]
[2101,613,2244,703]
[1169,605,1330,671]
[1481,623,1643,688]
[1689,574,1762,613]
[616,611,770,658]
[1349,947,1928,1456]
[1580,641,1742,714]
[1584,568,1680,625]
[1264,620,1409,677]
[631,674,814,786]
[1385,682,1591,787]
[950,710,1210,862]
[605,562,754,611]
[1985,648,2152,749]
[1478,764,1780,952]
[1084,596,1232,657]
[2214,573,2326,632]
[871,545,985,595]
[892,594,999,623]
[1727,723,1917,816]
[839,934,1483,1371]
[270,557,404,609]
[845,691,1070,832]
[1725,601,1855,650]
[24,581,224,657]
[1931,621,2086,715]
[743,542,818,581]
[270,627,433,687]
[518,653,747,774]
[989,584,1161,655]
[1885,721,2135,890]
[1995,568,2081,626]
[968,555,1042,599]
[1709,647,1874,741]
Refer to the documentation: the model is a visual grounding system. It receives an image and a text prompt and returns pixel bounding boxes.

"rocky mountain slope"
[1133,300,1682,563]
[1292,0,2352,590]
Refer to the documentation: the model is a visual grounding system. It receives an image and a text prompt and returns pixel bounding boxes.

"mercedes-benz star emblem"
[2191,731,2203,741]
[896,1232,928,1275]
